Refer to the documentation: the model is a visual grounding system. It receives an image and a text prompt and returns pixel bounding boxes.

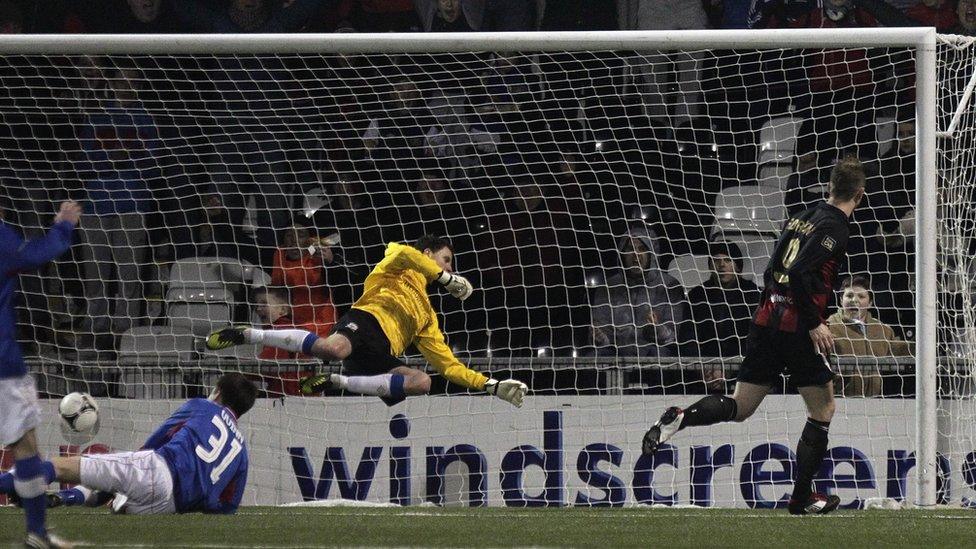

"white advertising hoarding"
[21,396,972,508]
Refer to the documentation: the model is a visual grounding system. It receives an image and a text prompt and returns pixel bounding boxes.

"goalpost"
[0,29,949,508]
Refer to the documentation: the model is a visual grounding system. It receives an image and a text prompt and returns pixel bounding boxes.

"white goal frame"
[0,28,939,507]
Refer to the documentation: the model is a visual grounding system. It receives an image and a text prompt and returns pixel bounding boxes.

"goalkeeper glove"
[485,378,528,408]
[436,271,473,301]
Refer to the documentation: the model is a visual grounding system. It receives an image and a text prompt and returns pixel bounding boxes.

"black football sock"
[679,395,738,429]
[792,418,831,503]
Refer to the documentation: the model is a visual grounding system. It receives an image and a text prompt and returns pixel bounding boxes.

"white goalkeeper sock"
[337,374,406,399]
[244,328,317,354]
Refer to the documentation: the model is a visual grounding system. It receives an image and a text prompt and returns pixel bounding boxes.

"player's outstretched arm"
[0,201,80,273]
[416,326,528,407]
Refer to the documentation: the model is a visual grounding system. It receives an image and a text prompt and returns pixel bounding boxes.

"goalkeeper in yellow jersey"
[205,235,528,407]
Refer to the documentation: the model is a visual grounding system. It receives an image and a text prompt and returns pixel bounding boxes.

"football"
[59,392,100,440]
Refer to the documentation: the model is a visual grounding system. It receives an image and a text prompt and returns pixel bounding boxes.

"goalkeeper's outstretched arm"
[416,325,528,407]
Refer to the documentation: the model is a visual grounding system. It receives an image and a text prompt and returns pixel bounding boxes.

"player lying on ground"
[207,235,527,407]
[1,373,258,516]
[642,157,866,516]
[1,199,80,549]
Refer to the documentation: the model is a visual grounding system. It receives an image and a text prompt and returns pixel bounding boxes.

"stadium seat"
[167,257,226,288]
[169,257,270,289]
[118,325,196,360]
[118,326,197,399]
[166,286,234,336]
[711,185,786,236]
[757,116,802,165]
[668,254,712,292]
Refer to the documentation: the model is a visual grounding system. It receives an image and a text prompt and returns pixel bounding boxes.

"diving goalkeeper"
[206,235,528,407]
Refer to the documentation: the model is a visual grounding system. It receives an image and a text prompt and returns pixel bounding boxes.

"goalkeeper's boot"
[788,493,841,515]
[24,532,74,549]
[642,406,684,456]
[205,326,248,350]
[299,373,339,395]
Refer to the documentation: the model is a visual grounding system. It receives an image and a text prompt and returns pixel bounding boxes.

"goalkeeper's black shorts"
[330,308,406,377]
[737,324,837,388]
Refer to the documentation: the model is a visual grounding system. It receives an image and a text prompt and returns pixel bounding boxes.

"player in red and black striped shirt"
[642,157,866,515]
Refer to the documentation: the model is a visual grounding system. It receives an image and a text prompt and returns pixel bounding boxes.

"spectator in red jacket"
[907,0,958,32]
[254,286,320,396]
[271,224,339,336]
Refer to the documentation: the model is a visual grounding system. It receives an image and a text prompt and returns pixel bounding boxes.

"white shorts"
[0,375,42,447]
[80,450,177,515]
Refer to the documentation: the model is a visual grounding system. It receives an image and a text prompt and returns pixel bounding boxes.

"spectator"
[952,0,976,34]
[784,0,880,156]
[416,0,484,31]
[785,131,826,218]
[906,0,958,31]
[253,286,319,396]
[426,91,498,178]
[681,241,762,358]
[362,73,433,177]
[472,53,540,148]
[395,166,473,242]
[590,222,687,357]
[75,63,159,348]
[857,116,916,337]
[828,275,911,397]
[271,224,341,335]
[477,178,588,355]
[619,0,708,126]
[173,188,258,265]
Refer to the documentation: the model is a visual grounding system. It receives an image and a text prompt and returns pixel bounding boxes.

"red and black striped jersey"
[753,202,851,333]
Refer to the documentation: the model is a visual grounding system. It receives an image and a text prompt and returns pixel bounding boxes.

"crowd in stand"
[0,0,954,398]
[0,0,971,35]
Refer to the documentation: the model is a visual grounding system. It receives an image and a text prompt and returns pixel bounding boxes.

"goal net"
[936,33,976,509]
[0,30,942,508]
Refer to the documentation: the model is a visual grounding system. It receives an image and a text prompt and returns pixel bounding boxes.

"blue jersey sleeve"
[0,221,74,275]
[142,400,197,450]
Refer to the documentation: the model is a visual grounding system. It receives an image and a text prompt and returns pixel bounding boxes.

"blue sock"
[61,488,87,506]
[380,374,407,407]
[390,374,406,400]
[0,471,13,495]
[14,456,48,536]
[301,332,320,355]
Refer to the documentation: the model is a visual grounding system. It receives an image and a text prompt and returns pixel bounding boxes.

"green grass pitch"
[2,506,974,547]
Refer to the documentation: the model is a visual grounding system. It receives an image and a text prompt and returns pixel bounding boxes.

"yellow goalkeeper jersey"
[351,242,488,391]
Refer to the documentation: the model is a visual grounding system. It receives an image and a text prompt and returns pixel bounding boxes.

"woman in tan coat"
[827,276,912,397]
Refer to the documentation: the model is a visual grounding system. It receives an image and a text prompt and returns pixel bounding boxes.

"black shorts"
[737,324,836,388]
[331,308,406,377]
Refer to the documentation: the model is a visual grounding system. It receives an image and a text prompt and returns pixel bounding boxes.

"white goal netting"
[936,33,976,508]
[0,32,942,508]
